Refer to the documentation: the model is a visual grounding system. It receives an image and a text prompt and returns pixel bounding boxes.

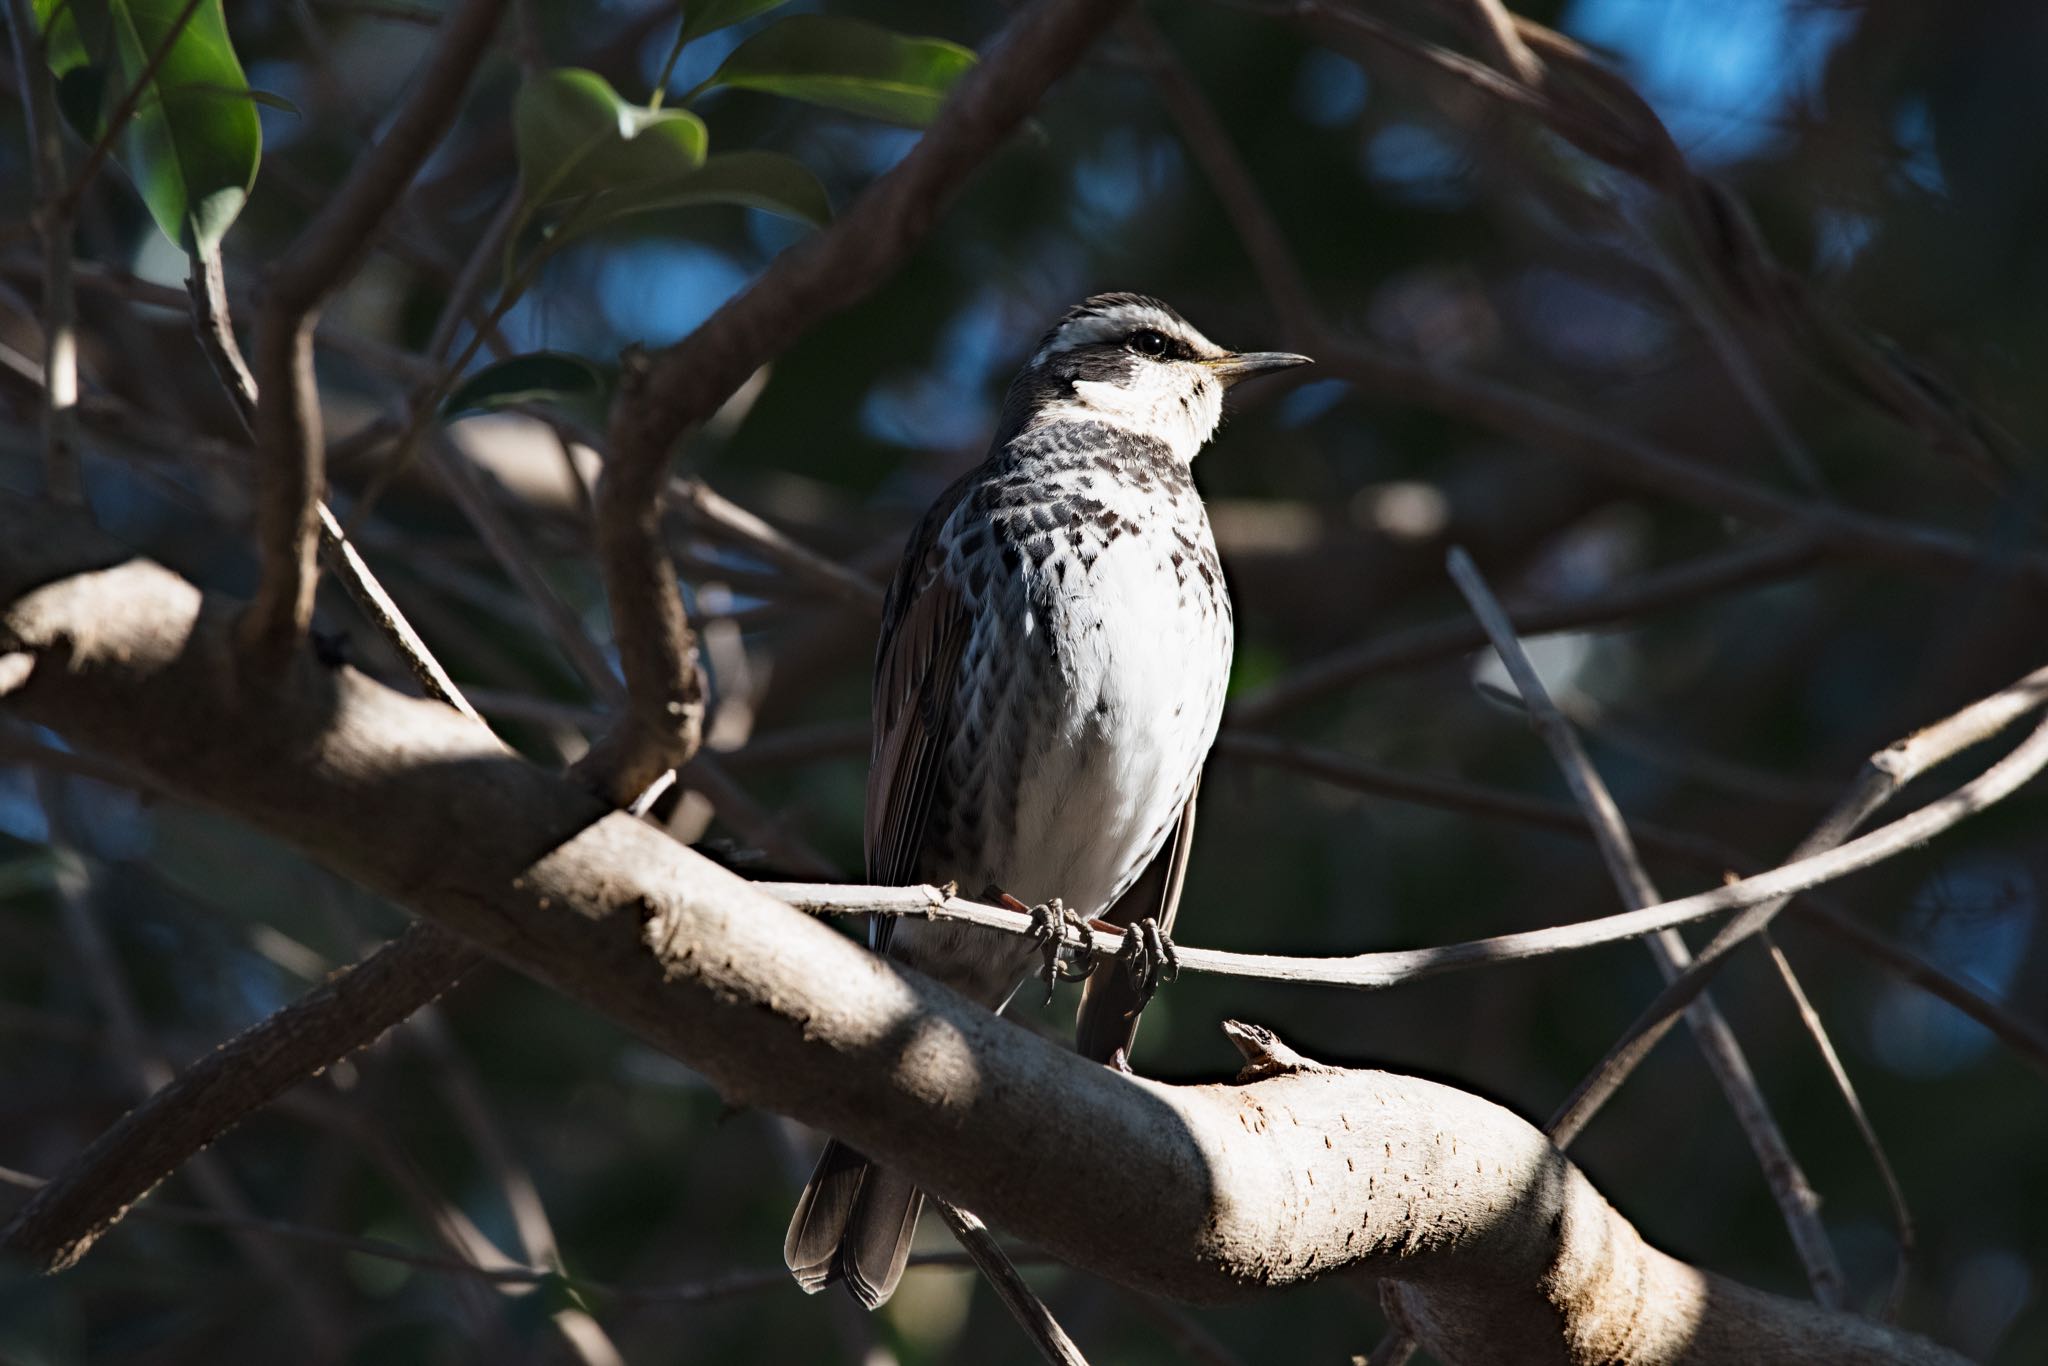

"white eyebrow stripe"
[1032,306,1222,364]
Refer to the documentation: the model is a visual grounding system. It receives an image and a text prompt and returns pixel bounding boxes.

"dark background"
[2,0,2045,1362]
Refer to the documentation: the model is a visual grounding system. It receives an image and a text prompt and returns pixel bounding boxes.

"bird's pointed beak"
[1203,350,1314,387]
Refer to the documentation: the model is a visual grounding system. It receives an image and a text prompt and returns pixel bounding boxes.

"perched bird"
[784,292,1310,1309]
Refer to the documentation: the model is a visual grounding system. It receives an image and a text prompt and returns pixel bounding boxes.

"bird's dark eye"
[1128,329,1170,358]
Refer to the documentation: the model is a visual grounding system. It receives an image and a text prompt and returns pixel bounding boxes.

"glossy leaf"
[54,65,111,141]
[579,150,832,233]
[678,0,792,47]
[707,15,975,126]
[36,0,263,252]
[515,68,709,207]
[443,352,612,421]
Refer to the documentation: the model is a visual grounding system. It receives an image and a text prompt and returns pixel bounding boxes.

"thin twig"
[34,796,348,1348]
[679,754,842,879]
[1455,0,1541,85]
[1127,15,1314,333]
[186,248,485,721]
[766,698,2048,983]
[405,1010,626,1366]
[0,919,482,1272]
[1227,529,1821,725]
[424,184,523,364]
[1548,662,2048,1143]
[243,0,507,671]
[1315,336,2048,587]
[1794,901,2048,1084]
[5,0,83,504]
[1764,933,1915,1319]
[590,0,1135,802]
[1216,730,1735,869]
[670,477,886,614]
[1623,199,1829,496]
[427,436,625,702]
[1319,0,2028,500]
[934,1200,1091,1366]
[1446,545,1846,1306]
[318,503,485,719]
[0,1163,1016,1303]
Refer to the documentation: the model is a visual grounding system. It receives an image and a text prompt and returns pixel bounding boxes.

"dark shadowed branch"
[0,515,1970,1364]
[587,0,1135,801]
[4,0,83,504]
[934,1202,1092,1366]
[1446,545,1844,1305]
[244,0,507,670]
[1549,662,2048,1143]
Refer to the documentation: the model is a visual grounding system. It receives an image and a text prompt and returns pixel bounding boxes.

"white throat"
[1025,373,1223,463]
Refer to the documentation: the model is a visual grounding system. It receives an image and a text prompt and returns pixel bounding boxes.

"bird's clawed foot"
[1116,915,1179,1010]
[1006,894,1097,1003]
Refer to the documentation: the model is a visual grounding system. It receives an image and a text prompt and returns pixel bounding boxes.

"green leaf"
[504,152,827,278]
[515,68,709,207]
[37,0,263,252]
[443,352,612,421]
[54,64,110,141]
[579,150,831,233]
[706,15,975,126]
[678,0,792,47]
[244,87,299,115]
[35,0,103,71]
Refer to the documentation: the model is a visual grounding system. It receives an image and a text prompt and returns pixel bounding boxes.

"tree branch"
[244,0,506,671]
[5,0,83,504]
[934,1201,1091,1366]
[764,682,2048,985]
[589,0,1132,801]
[1549,662,2048,1142]
[1227,529,1821,725]
[0,502,1982,1365]
[0,918,479,1272]
[1446,546,1844,1306]
[1315,337,2048,587]
[1315,0,2027,499]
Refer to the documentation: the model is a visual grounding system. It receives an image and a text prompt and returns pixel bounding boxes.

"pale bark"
[0,501,1966,1366]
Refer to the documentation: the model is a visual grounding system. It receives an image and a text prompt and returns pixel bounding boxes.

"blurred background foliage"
[2,0,2046,1362]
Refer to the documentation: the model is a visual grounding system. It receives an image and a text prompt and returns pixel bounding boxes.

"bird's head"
[999,292,1312,462]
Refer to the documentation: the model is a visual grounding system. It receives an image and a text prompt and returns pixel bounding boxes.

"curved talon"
[1119,916,1180,1009]
[1154,921,1179,986]
[1064,909,1099,983]
[1020,898,1095,1004]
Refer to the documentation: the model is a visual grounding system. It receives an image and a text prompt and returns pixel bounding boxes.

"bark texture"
[0,499,1965,1366]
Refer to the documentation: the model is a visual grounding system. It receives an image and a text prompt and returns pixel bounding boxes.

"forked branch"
[0,504,1980,1366]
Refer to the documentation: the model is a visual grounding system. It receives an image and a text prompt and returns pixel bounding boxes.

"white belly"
[995,529,1231,917]
[885,444,1232,1007]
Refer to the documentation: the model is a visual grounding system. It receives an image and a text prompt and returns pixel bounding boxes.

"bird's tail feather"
[784,1138,925,1309]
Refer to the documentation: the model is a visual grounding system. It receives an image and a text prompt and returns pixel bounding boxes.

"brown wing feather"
[1074,778,1201,1063]
[865,477,975,948]
[785,479,974,1309]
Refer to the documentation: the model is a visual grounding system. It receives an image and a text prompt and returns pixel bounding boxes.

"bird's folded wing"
[865,481,974,953]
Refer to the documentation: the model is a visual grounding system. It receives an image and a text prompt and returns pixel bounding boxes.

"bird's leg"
[996,892,1096,1003]
[1106,915,1179,1009]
